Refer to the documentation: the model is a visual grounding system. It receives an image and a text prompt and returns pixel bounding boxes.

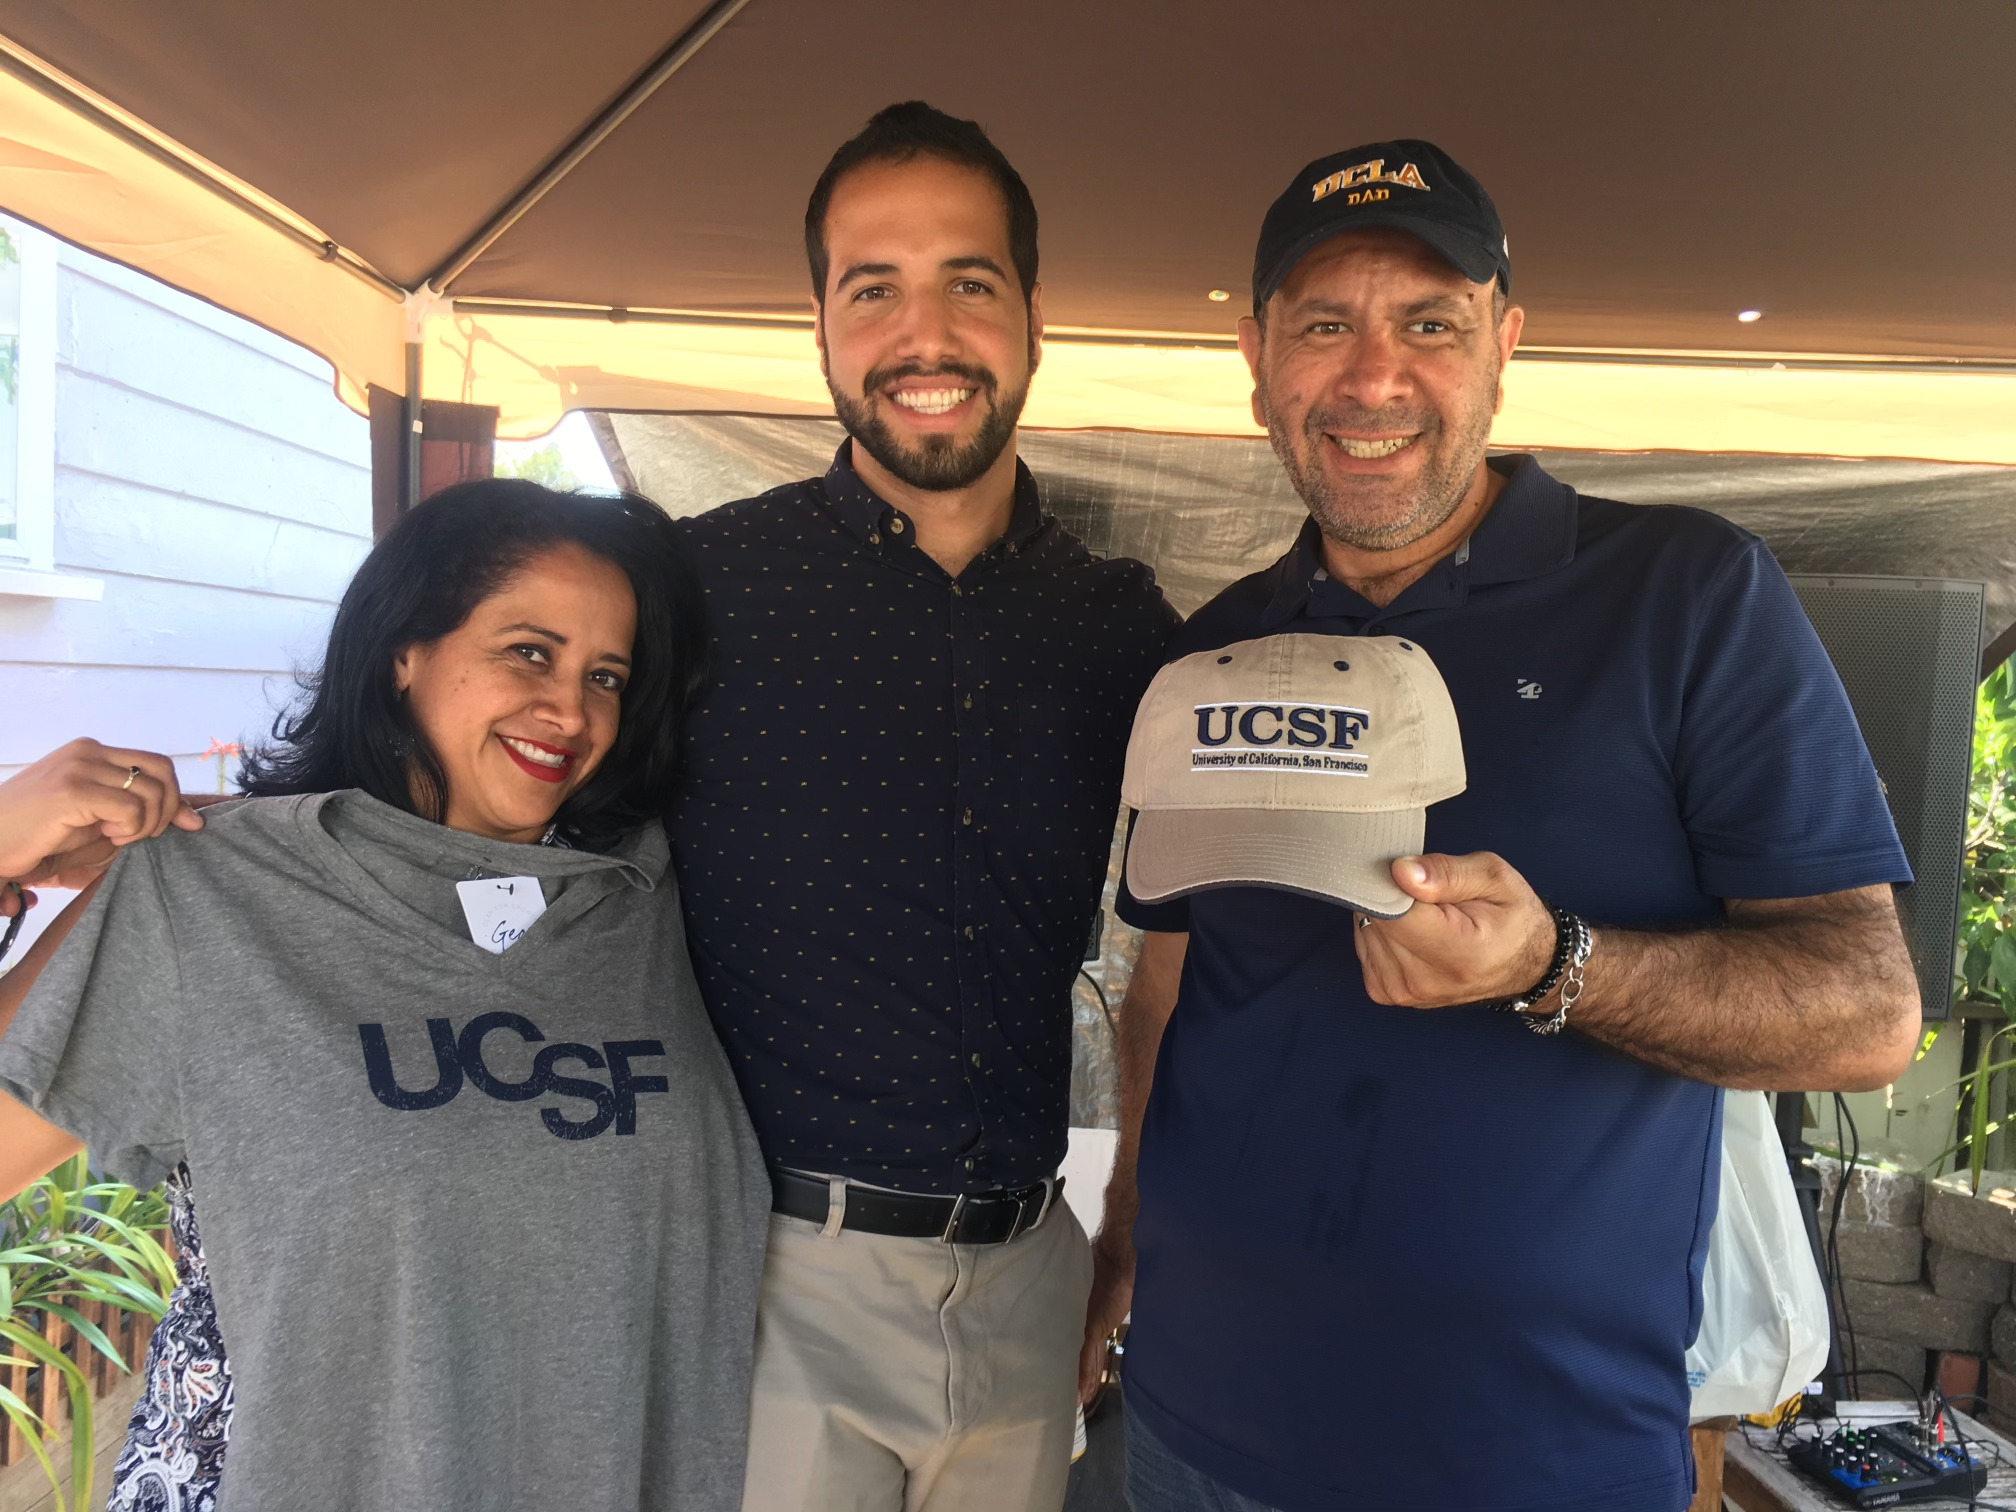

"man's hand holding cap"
[1354,850,1558,1011]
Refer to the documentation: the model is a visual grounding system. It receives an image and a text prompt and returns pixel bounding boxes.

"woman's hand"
[0,740,204,892]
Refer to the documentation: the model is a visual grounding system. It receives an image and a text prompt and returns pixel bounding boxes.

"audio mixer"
[1786,1420,1986,1508]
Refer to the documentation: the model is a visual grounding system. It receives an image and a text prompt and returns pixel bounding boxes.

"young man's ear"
[810,295,828,378]
[1027,282,1045,374]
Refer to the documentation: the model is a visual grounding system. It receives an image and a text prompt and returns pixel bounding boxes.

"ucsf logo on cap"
[1192,697,1372,774]
[1122,633,1466,917]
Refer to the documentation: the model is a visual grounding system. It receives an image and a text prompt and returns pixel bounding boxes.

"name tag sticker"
[455,876,547,954]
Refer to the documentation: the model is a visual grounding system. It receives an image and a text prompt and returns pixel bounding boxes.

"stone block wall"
[1817,1158,2016,1431]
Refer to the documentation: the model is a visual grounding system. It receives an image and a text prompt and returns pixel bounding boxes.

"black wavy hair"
[240,478,707,850]
[804,100,1039,305]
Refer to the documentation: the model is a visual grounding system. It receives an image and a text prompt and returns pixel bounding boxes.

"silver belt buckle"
[937,1192,970,1245]
[1006,1177,1056,1244]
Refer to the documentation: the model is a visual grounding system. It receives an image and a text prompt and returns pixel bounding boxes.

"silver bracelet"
[1519,915,1592,1036]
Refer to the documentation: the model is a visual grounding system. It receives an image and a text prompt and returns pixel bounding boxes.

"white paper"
[455,876,547,955]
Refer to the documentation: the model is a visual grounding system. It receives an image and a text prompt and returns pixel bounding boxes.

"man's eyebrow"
[1288,292,1477,322]
[1399,293,1476,317]
[835,255,1010,291]
[943,255,1009,280]
[834,261,899,291]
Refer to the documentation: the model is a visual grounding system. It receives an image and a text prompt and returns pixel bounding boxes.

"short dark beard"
[1256,371,1498,553]
[829,354,1030,493]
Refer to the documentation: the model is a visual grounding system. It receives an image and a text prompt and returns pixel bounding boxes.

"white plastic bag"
[1685,1089,1832,1421]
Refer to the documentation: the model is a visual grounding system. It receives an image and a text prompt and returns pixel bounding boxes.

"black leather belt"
[770,1167,1062,1245]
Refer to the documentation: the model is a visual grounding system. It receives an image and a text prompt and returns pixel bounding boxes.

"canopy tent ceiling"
[1,1,2013,456]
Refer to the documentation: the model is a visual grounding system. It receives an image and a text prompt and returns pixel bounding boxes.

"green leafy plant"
[495,442,579,491]
[1958,663,2016,1016]
[1894,665,2016,1191]
[0,1156,173,1512]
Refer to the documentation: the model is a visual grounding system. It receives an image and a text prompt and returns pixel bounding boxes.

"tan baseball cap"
[1122,632,1467,916]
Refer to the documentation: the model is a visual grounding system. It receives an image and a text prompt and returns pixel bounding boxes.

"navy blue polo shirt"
[670,445,1177,1194]
[1116,456,1909,1512]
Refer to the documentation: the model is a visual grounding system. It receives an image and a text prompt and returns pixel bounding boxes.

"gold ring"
[122,765,140,791]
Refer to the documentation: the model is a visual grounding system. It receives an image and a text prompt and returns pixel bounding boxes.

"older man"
[1083,140,1919,1512]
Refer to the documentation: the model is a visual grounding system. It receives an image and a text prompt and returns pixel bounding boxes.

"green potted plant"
[1868,663,2016,1191]
[0,1155,174,1512]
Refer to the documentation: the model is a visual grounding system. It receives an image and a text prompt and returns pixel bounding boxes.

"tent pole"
[402,342,424,513]
[424,0,754,292]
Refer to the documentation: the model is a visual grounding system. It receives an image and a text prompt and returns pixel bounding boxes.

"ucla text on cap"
[1310,158,1429,205]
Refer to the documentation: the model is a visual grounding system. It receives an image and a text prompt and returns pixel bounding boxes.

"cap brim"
[1127,806,1424,917]
[1260,212,1503,305]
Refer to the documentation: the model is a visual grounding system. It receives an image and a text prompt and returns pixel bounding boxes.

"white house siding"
[0,242,371,794]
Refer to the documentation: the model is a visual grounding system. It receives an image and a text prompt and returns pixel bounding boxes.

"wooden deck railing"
[0,1278,158,1472]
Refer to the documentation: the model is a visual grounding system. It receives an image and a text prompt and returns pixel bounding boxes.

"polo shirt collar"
[1260,453,1579,627]
[819,441,1046,549]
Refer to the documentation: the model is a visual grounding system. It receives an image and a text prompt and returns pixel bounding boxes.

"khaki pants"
[739,1200,1093,1512]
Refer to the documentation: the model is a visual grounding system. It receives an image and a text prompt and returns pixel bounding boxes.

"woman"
[0,479,768,1511]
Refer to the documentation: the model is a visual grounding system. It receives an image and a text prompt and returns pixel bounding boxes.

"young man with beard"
[1083,141,1920,1511]
[669,103,1177,1512]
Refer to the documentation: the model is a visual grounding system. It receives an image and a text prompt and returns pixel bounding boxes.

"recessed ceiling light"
[1206,289,1232,303]
[1737,309,1763,323]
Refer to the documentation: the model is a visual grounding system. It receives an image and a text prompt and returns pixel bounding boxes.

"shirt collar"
[819,441,1047,550]
[1260,453,1579,626]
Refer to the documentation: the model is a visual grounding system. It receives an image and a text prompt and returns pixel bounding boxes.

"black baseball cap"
[1252,139,1509,312]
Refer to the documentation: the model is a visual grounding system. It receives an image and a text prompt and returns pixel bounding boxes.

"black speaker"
[1787,576,1984,1021]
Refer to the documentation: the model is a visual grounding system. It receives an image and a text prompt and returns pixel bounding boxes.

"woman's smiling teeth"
[891,387,974,417]
[500,736,568,769]
[1330,434,1417,459]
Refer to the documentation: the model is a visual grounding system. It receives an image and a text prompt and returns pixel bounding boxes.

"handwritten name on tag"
[455,876,547,954]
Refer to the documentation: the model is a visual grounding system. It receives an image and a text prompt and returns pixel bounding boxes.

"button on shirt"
[1116,456,1910,1512]
[671,445,1178,1194]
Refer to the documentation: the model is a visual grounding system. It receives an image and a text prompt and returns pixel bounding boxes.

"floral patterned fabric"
[107,1166,231,1512]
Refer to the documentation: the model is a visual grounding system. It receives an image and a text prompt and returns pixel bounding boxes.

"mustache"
[1302,404,1440,437]
[863,359,999,400]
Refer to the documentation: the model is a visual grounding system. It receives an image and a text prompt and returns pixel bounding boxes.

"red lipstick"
[498,735,573,785]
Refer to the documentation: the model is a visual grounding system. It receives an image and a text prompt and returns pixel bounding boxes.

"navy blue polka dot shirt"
[669,444,1178,1194]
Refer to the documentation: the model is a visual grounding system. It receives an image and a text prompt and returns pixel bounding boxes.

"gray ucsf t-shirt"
[0,791,769,1512]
